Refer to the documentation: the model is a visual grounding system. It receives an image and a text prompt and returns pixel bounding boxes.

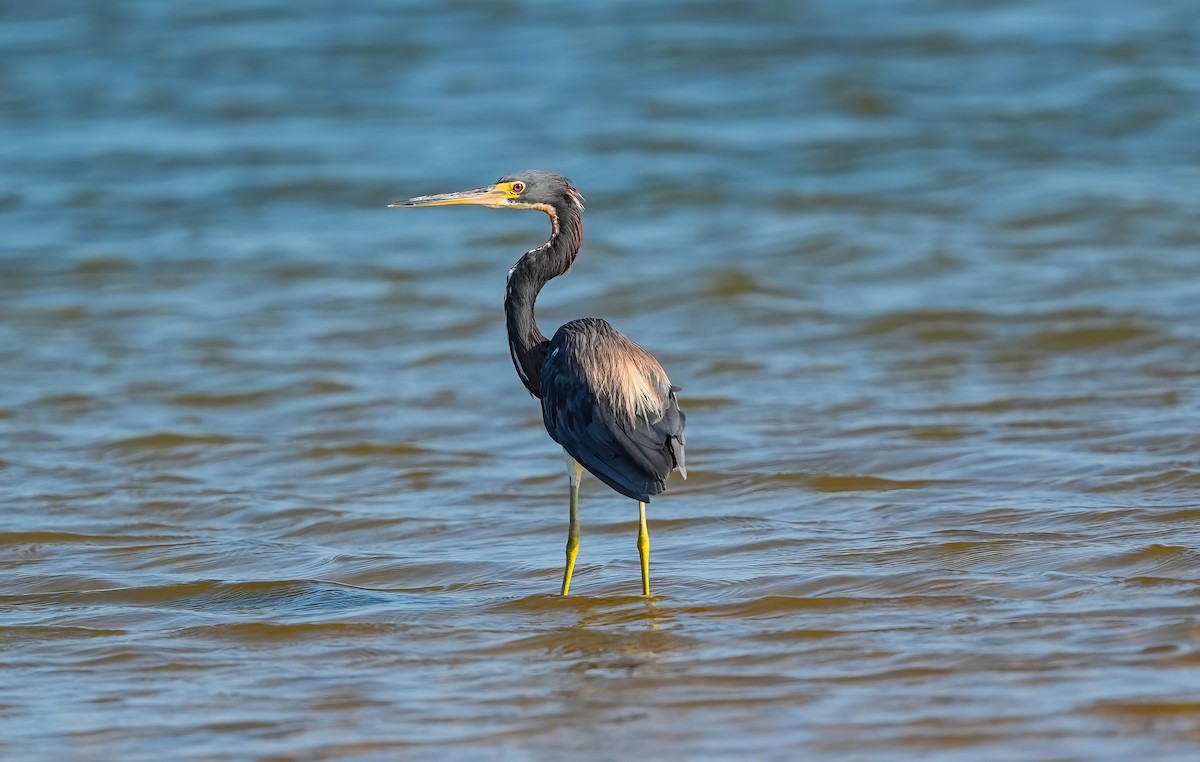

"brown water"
[3,1,1200,759]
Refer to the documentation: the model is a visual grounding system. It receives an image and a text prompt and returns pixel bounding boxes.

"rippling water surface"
[3,1,1200,759]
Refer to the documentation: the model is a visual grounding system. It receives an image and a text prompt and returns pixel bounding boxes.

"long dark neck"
[504,200,584,396]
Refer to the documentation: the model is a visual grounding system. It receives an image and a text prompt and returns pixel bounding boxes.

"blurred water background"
[2,1,1200,759]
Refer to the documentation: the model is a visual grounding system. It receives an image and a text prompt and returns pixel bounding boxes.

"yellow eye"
[511,181,525,193]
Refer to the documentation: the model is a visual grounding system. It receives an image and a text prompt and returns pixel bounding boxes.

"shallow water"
[3,1,1200,759]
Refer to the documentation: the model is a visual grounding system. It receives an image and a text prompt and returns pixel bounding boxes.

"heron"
[389,170,687,597]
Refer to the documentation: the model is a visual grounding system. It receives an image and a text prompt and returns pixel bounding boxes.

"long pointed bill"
[388,185,509,209]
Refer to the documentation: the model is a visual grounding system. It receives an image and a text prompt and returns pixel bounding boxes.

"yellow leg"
[561,455,584,596]
[637,501,650,596]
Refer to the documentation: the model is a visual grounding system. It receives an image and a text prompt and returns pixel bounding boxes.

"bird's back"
[539,318,686,502]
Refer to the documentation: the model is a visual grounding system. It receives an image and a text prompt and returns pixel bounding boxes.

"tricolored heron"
[389,170,687,596]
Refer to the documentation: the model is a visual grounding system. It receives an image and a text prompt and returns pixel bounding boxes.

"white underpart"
[564,451,584,487]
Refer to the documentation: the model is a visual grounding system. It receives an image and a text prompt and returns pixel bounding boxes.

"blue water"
[3,1,1200,760]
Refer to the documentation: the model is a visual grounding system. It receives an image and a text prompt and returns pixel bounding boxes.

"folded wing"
[540,318,686,502]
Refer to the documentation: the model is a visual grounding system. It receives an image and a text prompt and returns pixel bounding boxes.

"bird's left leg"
[637,501,651,596]
[561,453,584,596]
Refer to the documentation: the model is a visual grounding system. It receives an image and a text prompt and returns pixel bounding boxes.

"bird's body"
[542,318,686,502]
[390,170,686,596]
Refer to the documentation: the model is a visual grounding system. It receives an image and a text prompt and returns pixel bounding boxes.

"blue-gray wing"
[539,319,686,503]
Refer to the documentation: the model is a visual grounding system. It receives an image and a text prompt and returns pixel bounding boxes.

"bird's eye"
[511,182,525,193]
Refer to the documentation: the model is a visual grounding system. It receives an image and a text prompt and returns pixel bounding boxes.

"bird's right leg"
[637,501,651,596]
[561,453,584,596]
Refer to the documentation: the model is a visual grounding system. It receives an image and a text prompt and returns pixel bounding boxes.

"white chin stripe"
[509,340,530,386]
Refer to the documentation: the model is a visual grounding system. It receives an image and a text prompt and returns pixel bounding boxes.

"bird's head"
[388,170,584,217]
